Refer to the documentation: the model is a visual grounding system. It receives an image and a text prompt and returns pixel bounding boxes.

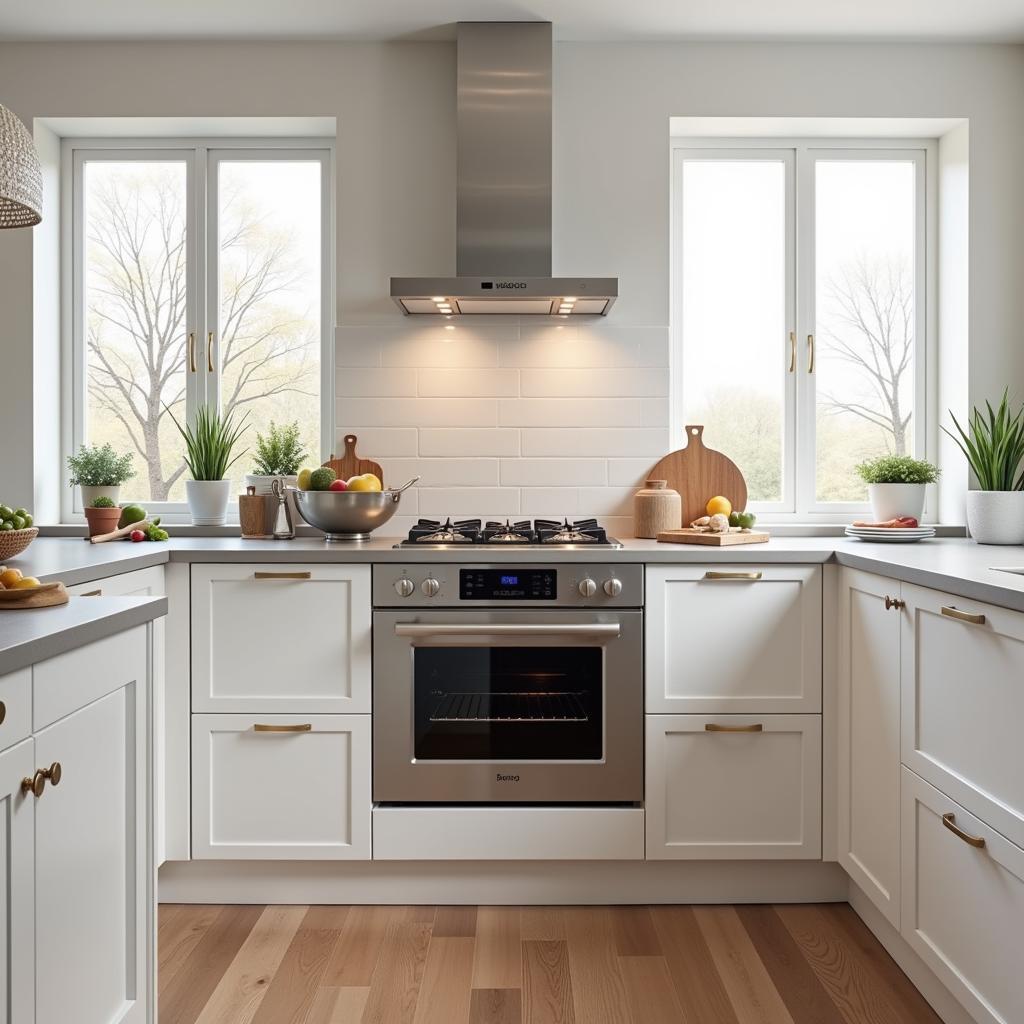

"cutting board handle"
[343,434,358,457]
[684,425,705,448]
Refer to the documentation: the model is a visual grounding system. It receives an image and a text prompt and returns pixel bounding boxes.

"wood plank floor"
[159,903,942,1024]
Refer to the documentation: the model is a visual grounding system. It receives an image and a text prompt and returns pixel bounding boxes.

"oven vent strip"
[429,690,589,723]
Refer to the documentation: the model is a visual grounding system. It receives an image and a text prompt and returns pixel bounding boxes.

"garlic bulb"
[708,513,730,533]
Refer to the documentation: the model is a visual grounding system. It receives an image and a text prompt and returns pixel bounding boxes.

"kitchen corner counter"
[0,594,167,676]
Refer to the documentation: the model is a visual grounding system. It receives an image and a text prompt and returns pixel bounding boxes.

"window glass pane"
[681,160,787,503]
[814,159,917,502]
[217,160,322,492]
[84,160,189,502]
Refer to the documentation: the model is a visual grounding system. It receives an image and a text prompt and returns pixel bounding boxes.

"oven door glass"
[413,646,603,761]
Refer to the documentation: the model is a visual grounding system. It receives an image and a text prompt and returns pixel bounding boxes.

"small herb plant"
[167,405,250,481]
[90,496,117,509]
[66,444,136,487]
[943,389,1024,491]
[855,454,939,485]
[251,421,307,477]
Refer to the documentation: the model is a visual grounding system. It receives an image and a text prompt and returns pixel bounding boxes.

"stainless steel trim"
[394,623,620,640]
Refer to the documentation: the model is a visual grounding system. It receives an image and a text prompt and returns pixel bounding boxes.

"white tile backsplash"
[336,320,669,525]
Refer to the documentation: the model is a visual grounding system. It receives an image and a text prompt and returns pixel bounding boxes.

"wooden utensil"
[657,528,769,546]
[0,582,69,608]
[647,425,748,530]
[239,487,270,539]
[89,520,152,544]
[323,434,384,485]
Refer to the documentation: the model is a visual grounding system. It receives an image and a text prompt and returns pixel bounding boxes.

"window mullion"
[794,145,817,518]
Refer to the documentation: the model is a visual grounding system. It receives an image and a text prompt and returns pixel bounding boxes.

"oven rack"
[428,691,589,723]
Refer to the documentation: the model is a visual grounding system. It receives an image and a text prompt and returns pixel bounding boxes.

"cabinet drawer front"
[901,584,1024,848]
[901,768,1024,1024]
[66,565,164,598]
[0,668,31,753]
[191,564,371,713]
[645,566,822,713]
[191,714,371,860]
[645,714,822,860]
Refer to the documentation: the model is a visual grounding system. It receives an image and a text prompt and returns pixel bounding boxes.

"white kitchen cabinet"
[645,714,822,860]
[0,668,31,754]
[901,767,1024,1024]
[0,738,35,1024]
[900,582,1024,850]
[191,713,371,860]
[645,565,822,713]
[836,568,902,927]
[191,564,371,714]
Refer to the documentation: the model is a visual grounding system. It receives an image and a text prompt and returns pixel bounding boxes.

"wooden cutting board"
[647,425,747,529]
[657,529,769,546]
[323,434,384,485]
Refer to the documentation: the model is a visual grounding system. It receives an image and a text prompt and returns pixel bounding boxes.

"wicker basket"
[0,527,38,561]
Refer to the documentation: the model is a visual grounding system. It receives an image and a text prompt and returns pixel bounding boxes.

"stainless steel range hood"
[391,22,617,317]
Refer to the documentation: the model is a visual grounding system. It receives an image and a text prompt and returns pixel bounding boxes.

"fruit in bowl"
[0,504,33,531]
[347,473,382,492]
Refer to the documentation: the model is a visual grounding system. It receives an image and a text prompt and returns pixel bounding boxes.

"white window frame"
[61,137,335,523]
[670,137,936,522]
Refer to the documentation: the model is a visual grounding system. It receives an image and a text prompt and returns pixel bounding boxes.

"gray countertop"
[0,595,168,676]
[8,534,1024,613]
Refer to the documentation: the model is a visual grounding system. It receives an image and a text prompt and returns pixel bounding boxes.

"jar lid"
[644,479,668,489]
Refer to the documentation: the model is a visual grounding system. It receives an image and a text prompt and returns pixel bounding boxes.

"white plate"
[845,528,933,543]
[846,528,935,536]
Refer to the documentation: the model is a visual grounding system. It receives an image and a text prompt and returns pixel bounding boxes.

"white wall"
[0,40,1021,524]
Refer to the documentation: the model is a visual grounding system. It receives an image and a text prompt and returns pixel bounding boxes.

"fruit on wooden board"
[729,510,757,530]
[0,566,24,588]
[11,576,40,589]
[705,495,732,517]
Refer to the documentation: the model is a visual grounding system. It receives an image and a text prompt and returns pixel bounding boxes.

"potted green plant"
[855,454,939,523]
[67,443,135,508]
[83,495,123,538]
[244,420,307,495]
[168,406,250,525]
[943,390,1024,544]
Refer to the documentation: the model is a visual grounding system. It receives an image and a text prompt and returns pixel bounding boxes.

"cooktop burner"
[397,517,622,548]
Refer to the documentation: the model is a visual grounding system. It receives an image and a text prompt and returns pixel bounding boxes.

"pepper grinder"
[271,477,294,539]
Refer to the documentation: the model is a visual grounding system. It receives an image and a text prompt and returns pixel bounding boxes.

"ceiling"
[1,0,1023,43]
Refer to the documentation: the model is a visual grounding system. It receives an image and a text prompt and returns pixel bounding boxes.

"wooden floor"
[158,902,942,1024]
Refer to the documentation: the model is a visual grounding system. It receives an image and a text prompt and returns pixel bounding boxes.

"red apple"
[130,529,146,543]
[329,478,349,491]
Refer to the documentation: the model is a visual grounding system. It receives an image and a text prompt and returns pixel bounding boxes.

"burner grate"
[428,690,589,723]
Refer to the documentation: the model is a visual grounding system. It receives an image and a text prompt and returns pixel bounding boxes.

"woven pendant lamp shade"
[0,102,42,228]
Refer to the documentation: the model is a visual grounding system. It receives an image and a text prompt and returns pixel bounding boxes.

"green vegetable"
[736,511,757,530]
[855,454,939,485]
[0,505,11,519]
[66,443,136,487]
[0,522,12,532]
[251,420,308,477]
[728,511,740,527]
[309,467,337,491]
[118,504,147,529]
[91,496,116,509]
[943,389,1024,491]
[10,515,24,529]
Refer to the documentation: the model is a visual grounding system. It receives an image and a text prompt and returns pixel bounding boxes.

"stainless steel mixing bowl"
[290,477,418,541]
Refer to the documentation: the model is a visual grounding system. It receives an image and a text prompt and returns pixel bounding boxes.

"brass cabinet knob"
[21,771,46,798]
[42,762,62,786]
[884,596,905,611]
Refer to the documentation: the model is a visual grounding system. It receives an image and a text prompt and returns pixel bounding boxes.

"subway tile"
[418,488,521,516]
[641,398,670,426]
[499,459,606,486]
[520,488,580,516]
[334,326,383,367]
[521,427,669,458]
[501,324,668,368]
[380,325,506,367]
[379,458,499,487]
[519,367,668,398]
[332,427,418,458]
[419,428,521,457]
[418,367,519,397]
[577,487,637,517]
[337,397,498,427]
[608,458,660,486]
[499,399,643,427]
[335,366,417,397]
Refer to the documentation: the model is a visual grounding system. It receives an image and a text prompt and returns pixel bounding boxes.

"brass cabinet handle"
[0,700,5,725]
[42,762,62,786]
[705,723,764,733]
[21,771,46,798]
[788,331,796,373]
[807,334,815,373]
[253,723,312,733]
[207,330,215,373]
[254,571,312,581]
[941,606,985,626]
[81,589,102,597]
[942,812,986,849]
[884,596,905,611]
[703,571,763,581]
[188,332,196,373]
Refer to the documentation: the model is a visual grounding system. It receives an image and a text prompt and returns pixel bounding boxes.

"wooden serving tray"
[0,582,69,608]
[657,529,770,546]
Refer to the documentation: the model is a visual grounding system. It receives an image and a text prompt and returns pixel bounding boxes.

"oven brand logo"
[496,773,520,783]
[494,281,526,289]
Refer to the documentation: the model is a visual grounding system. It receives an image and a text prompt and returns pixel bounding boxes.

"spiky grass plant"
[167,405,250,481]
[943,389,1024,491]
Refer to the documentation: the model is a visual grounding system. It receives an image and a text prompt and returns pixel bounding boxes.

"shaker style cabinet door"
[191,564,372,713]
[836,568,902,928]
[645,565,822,713]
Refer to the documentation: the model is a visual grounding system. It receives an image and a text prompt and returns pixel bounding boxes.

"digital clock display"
[500,575,519,586]
[460,569,556,600]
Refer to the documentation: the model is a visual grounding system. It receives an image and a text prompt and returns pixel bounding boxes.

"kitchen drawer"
[901,768,1024,1024]
[0,668,31,752]
[66,565,164,598]
[901,583,1024,849]
[191,564,371,713]
[645,714,822,860]
[645,565,822,713]
[191,714,371,860]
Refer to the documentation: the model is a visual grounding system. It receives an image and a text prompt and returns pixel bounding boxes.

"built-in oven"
[373,563,643,803]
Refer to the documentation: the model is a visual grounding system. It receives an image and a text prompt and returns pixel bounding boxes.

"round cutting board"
[647,425,748,529]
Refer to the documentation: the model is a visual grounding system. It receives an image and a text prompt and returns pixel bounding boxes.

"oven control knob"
[603,578,623,597]
[578,578,597,598]
[394,578,415,598]
[421,577,441,598]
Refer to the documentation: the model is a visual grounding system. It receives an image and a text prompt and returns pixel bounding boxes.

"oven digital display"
[460,569,556,600]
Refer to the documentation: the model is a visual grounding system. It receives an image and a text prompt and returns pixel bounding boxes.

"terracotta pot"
[83,505,123,538]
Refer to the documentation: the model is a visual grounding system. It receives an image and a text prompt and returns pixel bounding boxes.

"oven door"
[373,609,643,803]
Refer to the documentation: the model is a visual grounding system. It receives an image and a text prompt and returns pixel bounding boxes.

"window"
[672,140,932,518]
[65,140,332,516]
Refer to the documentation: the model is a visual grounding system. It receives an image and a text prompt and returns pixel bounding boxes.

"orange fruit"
[12,576,40,589]
[0,567,23,588]
[705,495,732,517]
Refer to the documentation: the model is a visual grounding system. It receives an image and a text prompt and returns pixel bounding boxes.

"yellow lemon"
[0,567,23,588]
[296,467,313,491]
[706,495,732,517]
[347,474,383,492]
[12,576,40,589]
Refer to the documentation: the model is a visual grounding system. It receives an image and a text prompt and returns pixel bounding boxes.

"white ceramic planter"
[965,490,1024,545]
[186,479,232,526]
[867,483,926,522]
[79,485,121,509]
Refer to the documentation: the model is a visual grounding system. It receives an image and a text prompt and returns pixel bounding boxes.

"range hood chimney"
[391,22,617,316]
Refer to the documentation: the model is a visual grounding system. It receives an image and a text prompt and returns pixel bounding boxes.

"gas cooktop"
[394,518,623,548]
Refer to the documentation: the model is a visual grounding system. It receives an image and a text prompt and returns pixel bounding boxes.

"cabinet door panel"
[645,566,822,713]
[191,564,371,713]
[837,568,901,927]
[0,669,31,754]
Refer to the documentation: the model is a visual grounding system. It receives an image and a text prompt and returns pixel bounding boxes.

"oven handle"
[394,623,621,641]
